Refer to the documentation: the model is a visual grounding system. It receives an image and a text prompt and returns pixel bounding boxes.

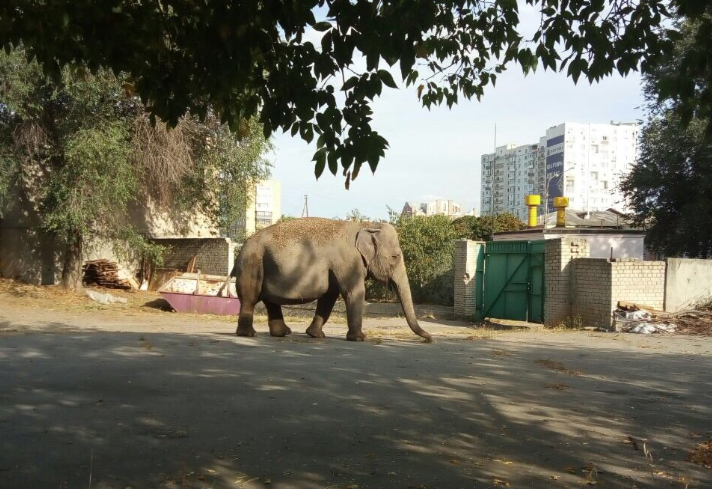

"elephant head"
[356,224,432,342]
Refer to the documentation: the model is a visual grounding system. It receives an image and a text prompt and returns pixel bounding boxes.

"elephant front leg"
[264,301,292,337]
[344,286,366,342]
[306,291,339,338]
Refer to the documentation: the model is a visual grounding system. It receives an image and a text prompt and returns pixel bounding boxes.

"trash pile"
[85,289,127,305]
[614,301,712,335]
[614,304,676,334]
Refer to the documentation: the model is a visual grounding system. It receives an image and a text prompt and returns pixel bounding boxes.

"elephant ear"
[356,228,381,266]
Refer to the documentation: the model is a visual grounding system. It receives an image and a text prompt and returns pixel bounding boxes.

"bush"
[391,215,459,304]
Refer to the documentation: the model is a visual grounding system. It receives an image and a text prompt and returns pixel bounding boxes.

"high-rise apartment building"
[481,142,545,221]
[226,179,282,240]
[544,122,637,211]
[481,122,637,219]
[247,180,282,234]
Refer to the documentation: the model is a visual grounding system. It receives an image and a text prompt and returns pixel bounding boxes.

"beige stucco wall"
[665,258,712,312]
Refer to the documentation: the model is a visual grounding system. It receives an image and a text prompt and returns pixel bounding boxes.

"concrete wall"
[0,226,141,285]
[0,227,61,285]
[544,238,590,325]
[587,234,645,260]
[153,238,234,276]
[453,240,484,319]
[665,258,712,312]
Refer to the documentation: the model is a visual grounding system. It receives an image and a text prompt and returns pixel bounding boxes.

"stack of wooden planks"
[82,260,132,289]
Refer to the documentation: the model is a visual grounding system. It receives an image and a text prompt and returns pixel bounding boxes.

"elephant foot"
[305,325,326,338]
[268,322,292,337]
[346,330,366,342]
[236,327,257,337]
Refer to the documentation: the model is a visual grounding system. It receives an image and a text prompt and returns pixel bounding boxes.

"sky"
[269,6,647,220]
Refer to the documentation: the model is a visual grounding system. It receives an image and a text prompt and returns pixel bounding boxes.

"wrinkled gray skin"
[219,218,431,342]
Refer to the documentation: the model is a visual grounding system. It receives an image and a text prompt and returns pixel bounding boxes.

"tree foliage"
[622,117,712,257]
[0,48,270,287]
[344,208,371,222]
[1,1,706,185]
[452,213,527,241]
[621,17,712,258]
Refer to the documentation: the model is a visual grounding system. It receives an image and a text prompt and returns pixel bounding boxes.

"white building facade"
[226,180,282,239]
[544,122,637,212]
[481,122,637,218]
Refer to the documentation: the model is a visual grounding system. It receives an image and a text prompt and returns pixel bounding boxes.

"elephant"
[219,217,432,342]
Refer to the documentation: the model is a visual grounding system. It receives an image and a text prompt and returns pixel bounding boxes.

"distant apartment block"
[481,142,545,221]
[481,121,637,220]
[402,199,462,218]
[226,179,282,240]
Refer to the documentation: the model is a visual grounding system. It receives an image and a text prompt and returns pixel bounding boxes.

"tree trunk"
[61,231,83,290]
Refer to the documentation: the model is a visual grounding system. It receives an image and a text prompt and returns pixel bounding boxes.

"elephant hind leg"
[235,253,261,337]
[264,301,292,337]
[306,290,339,339]
[236,304,257,337]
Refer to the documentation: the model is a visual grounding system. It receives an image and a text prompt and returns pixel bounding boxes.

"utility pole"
[301,194,309,218]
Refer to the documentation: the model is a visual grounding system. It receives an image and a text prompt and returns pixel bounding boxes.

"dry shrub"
[131,114,201,207]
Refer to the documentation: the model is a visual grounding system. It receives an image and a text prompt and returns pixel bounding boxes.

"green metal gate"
[482,240,546,322]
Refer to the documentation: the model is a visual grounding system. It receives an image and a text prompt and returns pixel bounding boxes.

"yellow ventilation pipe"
[525,195,540,228]
[554,196,569,227]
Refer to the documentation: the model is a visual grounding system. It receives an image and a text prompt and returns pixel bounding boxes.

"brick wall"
[570,258,666,329]
[611,259,665,311]
[153,238,234,276]
[572,258,614,328]
[453,240,485,319]
[544,238,590,326]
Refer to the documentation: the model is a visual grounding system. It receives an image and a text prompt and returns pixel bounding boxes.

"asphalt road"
[1,307,711,488]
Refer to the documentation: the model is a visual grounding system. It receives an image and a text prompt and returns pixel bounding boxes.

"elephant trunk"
[391,264,432,342]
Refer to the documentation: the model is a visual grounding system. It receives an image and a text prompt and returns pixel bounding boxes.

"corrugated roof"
[539,208,638,229]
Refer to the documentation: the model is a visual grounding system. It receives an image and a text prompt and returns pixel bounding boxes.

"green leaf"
[328,151,338,175]
[312,21,331,32]
[313,148,327,178]
[378,69,397,89]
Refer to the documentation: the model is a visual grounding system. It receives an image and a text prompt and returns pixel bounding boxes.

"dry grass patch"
[689,439,712,469]
[534,359,582,376]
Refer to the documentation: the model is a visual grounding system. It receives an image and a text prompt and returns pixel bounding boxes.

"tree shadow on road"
[0,326,710,489]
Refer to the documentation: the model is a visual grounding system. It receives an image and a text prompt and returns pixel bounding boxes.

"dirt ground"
[1,283,711,489]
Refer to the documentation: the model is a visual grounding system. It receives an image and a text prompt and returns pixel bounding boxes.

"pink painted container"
[159,273,241,316]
